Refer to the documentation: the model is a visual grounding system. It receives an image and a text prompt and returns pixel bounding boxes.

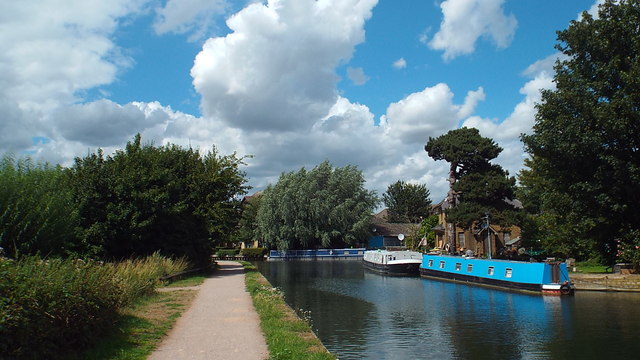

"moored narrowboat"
[419,254,575,295]
[363,250,422,276]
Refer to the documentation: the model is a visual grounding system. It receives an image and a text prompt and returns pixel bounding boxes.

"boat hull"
[363,259,421,276]
[420,255,575,295]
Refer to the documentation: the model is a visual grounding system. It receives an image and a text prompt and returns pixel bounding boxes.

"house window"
[455,263,461,271]
[488,266,495,276]
[428,259,434,267]
[504,232,510,243]
[439,261,445,269]
[505,268,513,278]
[458,232,465,248]
[467,264,473,272]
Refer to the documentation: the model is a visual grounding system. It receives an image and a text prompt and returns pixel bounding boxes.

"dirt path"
[148,261,268,360]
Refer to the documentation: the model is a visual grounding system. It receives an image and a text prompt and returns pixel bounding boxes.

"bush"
[216,248,239,257]
[0,253,189,359]
[240,247,267,257]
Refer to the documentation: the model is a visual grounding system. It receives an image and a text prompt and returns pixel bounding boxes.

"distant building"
[430,199,522,257]
[368,209,415,249]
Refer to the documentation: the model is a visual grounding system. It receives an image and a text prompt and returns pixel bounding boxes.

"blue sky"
[0,0,602,200]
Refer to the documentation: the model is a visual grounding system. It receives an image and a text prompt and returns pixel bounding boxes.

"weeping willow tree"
[256,161,378,250]
[0,155,79,258]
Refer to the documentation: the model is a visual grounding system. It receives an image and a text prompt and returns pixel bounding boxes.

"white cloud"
[347,67,369,86]
[393,57,407,69]
[381,83,484,144]
[0,0,148,155]
[191,0,378,132]
[429,0,517,61]
[153,0,228,41]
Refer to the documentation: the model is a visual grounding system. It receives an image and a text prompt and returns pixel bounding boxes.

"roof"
[371,209,415,236]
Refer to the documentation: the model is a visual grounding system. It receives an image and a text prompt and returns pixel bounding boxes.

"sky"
[0,0,604,202]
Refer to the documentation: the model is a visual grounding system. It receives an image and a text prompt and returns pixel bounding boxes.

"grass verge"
[240,261,335,360]
[68,272,207,359]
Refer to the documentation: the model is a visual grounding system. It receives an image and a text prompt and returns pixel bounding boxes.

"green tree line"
[1,134,248,266]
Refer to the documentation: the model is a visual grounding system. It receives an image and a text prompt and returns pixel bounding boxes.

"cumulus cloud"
[393,58,407,69]
[380,83,484,144]
[191,0,378,132]
[153,0,228,41]
[0,0,148,155]
[429,0,517,61]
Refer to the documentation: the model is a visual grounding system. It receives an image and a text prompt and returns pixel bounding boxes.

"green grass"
[240,261,335,360]
[66,278,200,360]
[574,263,611,273]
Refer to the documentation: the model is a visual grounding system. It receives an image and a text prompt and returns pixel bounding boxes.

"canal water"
[256,260,640,359]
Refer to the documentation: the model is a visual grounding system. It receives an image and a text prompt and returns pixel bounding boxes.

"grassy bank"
[241,261,335,360]
[69,270,207,359]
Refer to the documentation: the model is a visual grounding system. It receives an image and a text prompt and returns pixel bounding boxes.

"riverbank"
[571,273,640,292]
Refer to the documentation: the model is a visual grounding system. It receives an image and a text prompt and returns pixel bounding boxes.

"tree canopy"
[521,0,640,265]
[425,128,520,250]
[69,134,248,265]
[382,180,432,223]
[256,161,378,250]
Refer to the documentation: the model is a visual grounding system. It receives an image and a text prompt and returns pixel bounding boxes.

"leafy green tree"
[382,181,432,223]
[256,161,378,250]
[69,135,248,265]
[521,0,640,266]
[425,128,519,252]
[0,155,79,258]
[235,193,263,247]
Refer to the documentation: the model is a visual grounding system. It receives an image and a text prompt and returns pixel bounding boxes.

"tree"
[521,0,640,266]
[69,135,248,265]
[425,128,519,252]
[382,180,432,223]
[256,161,378,250]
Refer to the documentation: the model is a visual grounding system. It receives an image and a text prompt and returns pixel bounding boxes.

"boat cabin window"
[505,268,513,278]
[455,263,461,271]
[439,261,445,269]
[428,259,434,267]
[488,266,495,276]
[467,264,473,272]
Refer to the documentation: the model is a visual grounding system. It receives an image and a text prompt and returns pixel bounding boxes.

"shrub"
[216,248,239,257]
[0,253,189,359]
[240,247,267,257]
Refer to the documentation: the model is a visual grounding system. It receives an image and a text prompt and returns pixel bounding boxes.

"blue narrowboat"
[420,254,575,295]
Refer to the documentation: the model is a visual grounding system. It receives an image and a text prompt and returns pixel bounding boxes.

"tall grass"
[0,253,189,359]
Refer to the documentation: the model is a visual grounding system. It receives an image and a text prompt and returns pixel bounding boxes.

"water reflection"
[256,261,640,359]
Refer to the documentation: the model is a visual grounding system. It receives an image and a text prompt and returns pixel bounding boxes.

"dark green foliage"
[236,194,262,246]
[240,247,268,257]
[382,180,432,223]
[521,0,640,265]
[0,155,79,258]
[425,127,502,177]
[425,128,520,231]
[69,134,248,266]
[256,161,378,250]
[0,254,187,359]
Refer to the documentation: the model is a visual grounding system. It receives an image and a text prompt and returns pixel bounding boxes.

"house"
[368,209,417,249]
[429,199,522,257]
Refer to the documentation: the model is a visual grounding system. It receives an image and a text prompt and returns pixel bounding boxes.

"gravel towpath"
[148,261,269,360]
